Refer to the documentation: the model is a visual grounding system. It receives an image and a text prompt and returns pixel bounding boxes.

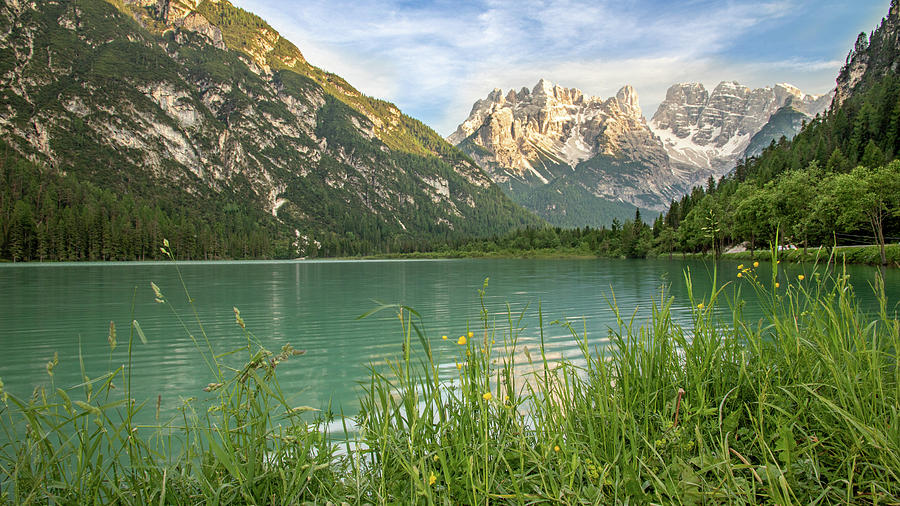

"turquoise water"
[2,258,897,425]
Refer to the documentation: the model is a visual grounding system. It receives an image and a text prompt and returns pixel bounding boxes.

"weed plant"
[0,246,898,504]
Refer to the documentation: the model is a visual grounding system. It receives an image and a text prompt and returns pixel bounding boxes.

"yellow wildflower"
[457,336,467,345]
[753,261,759,267]
[482,392,492,401]
[456,362,462,370]
[442,335,447,340]
[775,282,780,288]
[737,272,742,278]
[429,472,436,486]
[738,264,744,270]
[433,454,439,462]
[798,274,805,281]
[468,331,474,338]
[554,445,560,452]
[697,302,704,309]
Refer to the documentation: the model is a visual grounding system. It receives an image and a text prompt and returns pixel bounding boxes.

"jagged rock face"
[0,0,538,254]
[649,81,832,172]
[449,79,689,213]
[451,78,834,222]
[836,0,900,105]
[449,79,664,181]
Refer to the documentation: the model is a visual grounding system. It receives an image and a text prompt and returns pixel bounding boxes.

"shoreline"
[2,244,897,266]
[677,243,900,268]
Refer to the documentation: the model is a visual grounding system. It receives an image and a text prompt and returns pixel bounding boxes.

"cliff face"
[450,79,691,215]
[835,0,900,105]
[448,80,667,183]
[649,81,832,172]
[0,0,539,254]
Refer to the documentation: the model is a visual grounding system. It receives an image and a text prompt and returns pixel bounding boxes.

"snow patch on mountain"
[649,81,832,173]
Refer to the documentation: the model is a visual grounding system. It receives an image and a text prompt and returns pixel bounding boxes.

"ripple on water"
[2,258,897,425]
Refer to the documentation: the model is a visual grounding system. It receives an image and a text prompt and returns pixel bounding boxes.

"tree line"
[0,143,291,262]
[652,69,900,264]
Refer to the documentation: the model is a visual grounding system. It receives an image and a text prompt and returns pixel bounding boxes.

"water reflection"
[1,258,897,426]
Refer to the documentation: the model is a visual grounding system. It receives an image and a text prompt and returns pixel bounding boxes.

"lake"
[2,258,897,428]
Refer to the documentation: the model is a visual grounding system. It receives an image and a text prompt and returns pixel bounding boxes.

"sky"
[231,0,889,136]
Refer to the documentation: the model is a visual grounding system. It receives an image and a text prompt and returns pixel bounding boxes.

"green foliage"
[0,257,342,502]
[722,244,900,266]
[663,156,900,263]
[0,142,292,261]
[304,257,900,503]
[393,217,656,260]
[745,73,900,181]
[194,1,271,55]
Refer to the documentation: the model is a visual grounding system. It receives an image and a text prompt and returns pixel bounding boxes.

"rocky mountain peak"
[649,80,831,172]
[652,83,709,133]
[122,0,307,72]
[449,79,689,213]
[775,82,802,96]
[615,85,641,118]
[532,78,555,96]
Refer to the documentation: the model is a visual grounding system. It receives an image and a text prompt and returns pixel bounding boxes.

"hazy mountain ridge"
[0,0,540,259]
[743,103,814,159]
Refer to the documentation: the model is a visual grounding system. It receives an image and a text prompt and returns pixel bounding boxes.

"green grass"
[1,248,898,503]
[699,244,900,267]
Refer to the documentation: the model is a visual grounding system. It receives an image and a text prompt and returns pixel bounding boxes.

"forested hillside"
[0,0,541,261]
[653,2,900,265]
[0,141,290,261]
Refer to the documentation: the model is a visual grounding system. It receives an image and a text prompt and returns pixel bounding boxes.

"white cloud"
[230,0,858,136]
[442,55,839,135]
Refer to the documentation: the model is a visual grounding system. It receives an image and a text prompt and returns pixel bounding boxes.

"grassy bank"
[356,243,900,266]
[677,243,900,267]
[1,249,898,503]
[727,244,900,267]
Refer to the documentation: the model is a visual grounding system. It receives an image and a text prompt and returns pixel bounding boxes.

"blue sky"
[232,0,888,136]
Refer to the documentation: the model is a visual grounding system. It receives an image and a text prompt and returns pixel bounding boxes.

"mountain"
[449,78,830,227]
[648,81,832,172]
[836,0,900,104]
[448,79,696,225]
[743,103,813,159]
[0,0,540,260]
